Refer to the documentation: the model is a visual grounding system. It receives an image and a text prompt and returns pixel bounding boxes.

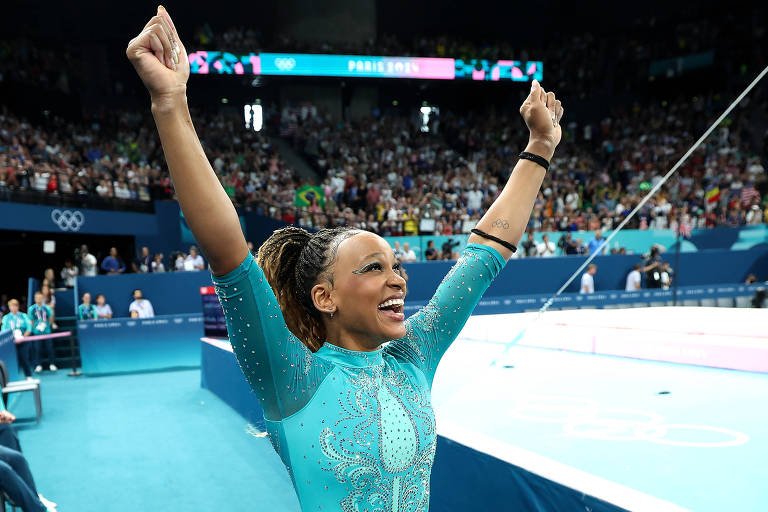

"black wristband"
[471,229,517,253]
[519,151,550,171]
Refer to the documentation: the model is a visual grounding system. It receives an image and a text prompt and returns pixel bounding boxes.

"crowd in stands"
[0,104,306,214]
[2,17,767,252]
[3,94,766,258]
[277,93,767,245]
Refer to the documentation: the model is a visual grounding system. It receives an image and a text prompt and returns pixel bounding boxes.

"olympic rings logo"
[508,396,749,448]
[51,209,85,232]
[274,57,296,71]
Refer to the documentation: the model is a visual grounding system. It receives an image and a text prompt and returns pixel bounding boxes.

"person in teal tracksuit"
[128,9,563,509]
[77,293,98,321]
[27,292,56,374]
[0,299,32,378]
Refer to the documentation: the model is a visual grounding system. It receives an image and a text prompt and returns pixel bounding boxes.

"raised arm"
[126,7,247,275]
[468,80,564,259]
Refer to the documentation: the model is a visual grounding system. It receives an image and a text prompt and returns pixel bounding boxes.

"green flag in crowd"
[295,185,325,207]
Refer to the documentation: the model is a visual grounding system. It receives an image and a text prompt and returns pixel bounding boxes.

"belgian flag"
[705,185,720,204]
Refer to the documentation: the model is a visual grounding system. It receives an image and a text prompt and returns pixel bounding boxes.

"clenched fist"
[519,79,564,159]
[126,6,190,104]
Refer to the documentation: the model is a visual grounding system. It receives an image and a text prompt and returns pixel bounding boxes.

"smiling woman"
[126,6,562,510]
[211,232,505,510]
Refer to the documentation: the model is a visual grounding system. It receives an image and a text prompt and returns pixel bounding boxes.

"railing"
[0,185,160,213]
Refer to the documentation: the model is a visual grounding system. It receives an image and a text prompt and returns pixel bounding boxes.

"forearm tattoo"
[491,219,510,230]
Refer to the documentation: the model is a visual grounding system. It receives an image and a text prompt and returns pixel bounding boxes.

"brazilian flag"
[295,185,325,207]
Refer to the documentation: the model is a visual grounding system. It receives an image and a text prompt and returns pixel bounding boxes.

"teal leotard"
[212,243,505,511]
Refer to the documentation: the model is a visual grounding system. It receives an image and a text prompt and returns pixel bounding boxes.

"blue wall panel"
[430,436,626,512]
[71,246,768,317]
[201,340,265,429]
[401,246,768,300]
[77,314,203,374]
[134,200,183,264]
[0,201,157,235]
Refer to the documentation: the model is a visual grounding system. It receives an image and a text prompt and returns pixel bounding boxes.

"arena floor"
[11,307,767,511]
[13,369,299,512]
[433,307,768,511]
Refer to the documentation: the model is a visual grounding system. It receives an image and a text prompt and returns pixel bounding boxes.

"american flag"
[741,185,760,206]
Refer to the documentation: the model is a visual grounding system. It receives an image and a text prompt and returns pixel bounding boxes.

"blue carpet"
[11,370,300,511]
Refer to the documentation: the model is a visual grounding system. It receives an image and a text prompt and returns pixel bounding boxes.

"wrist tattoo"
[491,219,510,230]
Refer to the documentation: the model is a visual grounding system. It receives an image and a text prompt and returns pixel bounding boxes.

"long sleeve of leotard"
[386,243,506,385]
[211,253,332,421]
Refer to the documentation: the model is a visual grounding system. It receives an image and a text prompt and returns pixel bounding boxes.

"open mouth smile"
[377,297,405,321]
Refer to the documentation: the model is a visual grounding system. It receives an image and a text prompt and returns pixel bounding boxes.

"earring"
[329,310,335,318]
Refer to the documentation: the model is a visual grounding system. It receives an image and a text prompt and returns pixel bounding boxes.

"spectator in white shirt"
[625,264,642,291]
[580,264,597,294]
[151,253,166,273]
[183,246,205,271]
[401,242,417,262]
[129,289,155,318]
[60,260,79,288]
[392,241,404,260]
[80,245,98,277]
[537,234,556,257]
[174,252,186,271]
[466,185,483,212]
[95,294,113,319]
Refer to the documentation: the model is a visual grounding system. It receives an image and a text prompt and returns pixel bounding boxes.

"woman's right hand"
[126,6,190,104]
[519,79,563,160]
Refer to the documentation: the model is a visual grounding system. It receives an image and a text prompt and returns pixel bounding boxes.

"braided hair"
[257,226,359,351]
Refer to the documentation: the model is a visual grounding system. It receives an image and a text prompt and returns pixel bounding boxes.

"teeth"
[377,298,404,309]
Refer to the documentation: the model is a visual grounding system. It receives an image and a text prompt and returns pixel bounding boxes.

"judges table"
[78,314,203,374]
[200,337,264,428]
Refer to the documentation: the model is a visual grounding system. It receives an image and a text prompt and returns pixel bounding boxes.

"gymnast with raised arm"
[127,7,563,510]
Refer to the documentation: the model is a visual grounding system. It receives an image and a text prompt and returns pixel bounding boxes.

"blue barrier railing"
[77,313,204,374]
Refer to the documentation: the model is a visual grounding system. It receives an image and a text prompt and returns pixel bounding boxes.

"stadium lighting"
[251,104,263,132]
[419,104,439,133]
[244,105,252,130]
[244,103,263,132]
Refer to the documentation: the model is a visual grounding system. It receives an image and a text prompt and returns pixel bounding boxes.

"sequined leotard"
[212,243,505,511]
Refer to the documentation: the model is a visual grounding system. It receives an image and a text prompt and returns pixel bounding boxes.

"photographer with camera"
[643,245,664,289]
[441,238,460,261]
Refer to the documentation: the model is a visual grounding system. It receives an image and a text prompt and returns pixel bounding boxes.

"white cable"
[490,63,768,364]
